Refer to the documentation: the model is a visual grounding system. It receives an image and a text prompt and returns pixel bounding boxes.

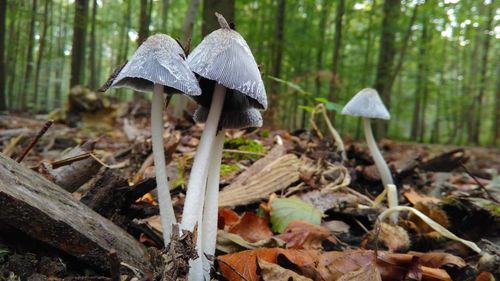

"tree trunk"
[70,0,89,88]
[87,0,98,89]
[6,2,21,110]
[314,1,330,98]
[471,4,494,145]
[161,0,169,32]
[0,0,6,110]
[33,0,50,111]
[492,64,500,147]
[180,0,202,48]
[328,0,345,120]
[373,0,400,137]
[265,0,286,125]
[138,0,149,46]
[202,0,235,37]
[21,0,38,111]
[411,17,428,141]
[54,2,70,108]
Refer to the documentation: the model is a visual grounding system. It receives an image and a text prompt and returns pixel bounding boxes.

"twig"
[108,249,121,281]
[16,120,53,163]
[460,162,500,204]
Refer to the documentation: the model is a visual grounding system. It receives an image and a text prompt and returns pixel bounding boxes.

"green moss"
[224,137,267,160]
[220,163,241,177]
[259,129,270,138]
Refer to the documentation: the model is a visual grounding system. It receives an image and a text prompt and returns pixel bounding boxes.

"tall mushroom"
[182,13,266,279]
[342,88,398,222]
[108,34,201,243]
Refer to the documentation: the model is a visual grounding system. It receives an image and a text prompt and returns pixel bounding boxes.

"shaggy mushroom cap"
[193,106,263,129]
[342,88,390,120]
[111,34,201,96]
[186,14,267,111]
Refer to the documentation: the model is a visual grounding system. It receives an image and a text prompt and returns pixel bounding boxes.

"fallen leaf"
[218,208,240,229]
[409,202,449,234]
[404,189,442,205]
[364,222,410,252]
[217,230,285,253]
[218,248,317,281]
[276,220,337,250]
[270,197,323,233]
[316,250,375,280]
[408,251,466,268]
[258,258,313,281]
[229,212,273,243]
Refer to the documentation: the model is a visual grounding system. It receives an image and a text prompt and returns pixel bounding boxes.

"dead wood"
[44,140,101,192]
[0,153,152,273]
[419,149,468,172]
[219,154,300,207]
[223,144,286,191]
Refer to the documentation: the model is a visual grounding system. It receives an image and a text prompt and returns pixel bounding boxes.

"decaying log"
[219,154,300,207]
[420,148,468,172]
[0,153,152,273]
[44,140,101,192]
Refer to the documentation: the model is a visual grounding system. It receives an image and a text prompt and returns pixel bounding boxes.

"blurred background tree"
[0,0,498,146]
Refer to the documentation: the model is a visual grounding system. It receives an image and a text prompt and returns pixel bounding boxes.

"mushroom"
[108,34,201,243]
[181,13,266,279]
[342,88,398,222]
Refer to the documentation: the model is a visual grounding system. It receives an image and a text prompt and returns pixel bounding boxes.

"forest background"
[0,0,498,146]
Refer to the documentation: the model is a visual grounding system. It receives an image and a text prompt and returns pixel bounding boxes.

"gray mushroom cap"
[111,34,201,96]
[193,106,263,129]
[341,88,390,120]
[186,14,267,110]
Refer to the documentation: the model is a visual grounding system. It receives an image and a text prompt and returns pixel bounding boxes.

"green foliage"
[220,163,241,177]
[270,197,323,233]
[224,137,267,160]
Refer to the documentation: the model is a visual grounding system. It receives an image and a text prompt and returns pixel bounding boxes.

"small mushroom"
[107,34,201,243]
[342,88,398,222]
[182,13,266,279]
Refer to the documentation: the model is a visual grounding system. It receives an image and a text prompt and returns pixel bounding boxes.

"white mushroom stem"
[151,84,176,244]
[202,130,225,270]
[182,83,226,280]
[363,117,398,224]
[362,118,394,187]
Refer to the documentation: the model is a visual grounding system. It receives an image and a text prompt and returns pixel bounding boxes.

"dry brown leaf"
[475,272,495,281]
[218,248,317,281]
[276,220,337,250]
[258,258,313,281]
[375,222,410,252]
[377,252,452,281]
[409,202,449,234]
[228,212,273,243]
[218,207,241,230]
[316,250,375,280]
[404,189,441,205]
[408,251,466,268]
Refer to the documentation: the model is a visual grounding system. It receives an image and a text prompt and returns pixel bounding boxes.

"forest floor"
[0,96,499,281]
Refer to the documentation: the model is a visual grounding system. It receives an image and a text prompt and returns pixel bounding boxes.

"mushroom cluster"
[101,13,266,280]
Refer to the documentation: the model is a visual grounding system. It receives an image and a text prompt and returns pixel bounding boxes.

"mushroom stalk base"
[151,84,176,243]
[202,130,225,270]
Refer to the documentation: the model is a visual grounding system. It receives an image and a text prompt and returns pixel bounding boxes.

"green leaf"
[267,76,310,96]
[270,197,323,233]
[298,105,314,113]
[324,101,344,113]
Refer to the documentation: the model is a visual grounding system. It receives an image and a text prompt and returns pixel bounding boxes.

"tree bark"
[373,0,400,137]
[265,0,286,125]
[70,0,89,88]
[33,0,50,111]
[471,4,494,145]
[21,0,38,111]
[138,0,149,46]
[411,17,428,141]
[492,64,500,147]
[328,0,345,120]
[0,0,6,110]
[201,0,235,37]
[87,0,98,89]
